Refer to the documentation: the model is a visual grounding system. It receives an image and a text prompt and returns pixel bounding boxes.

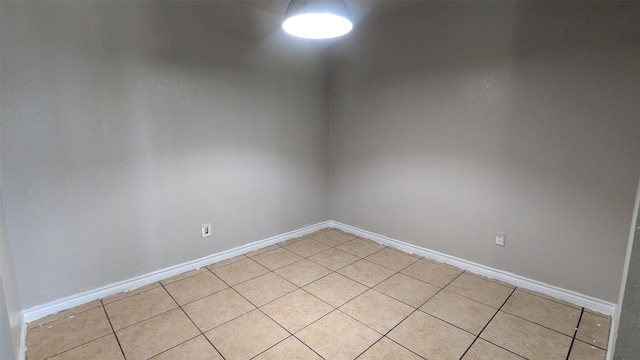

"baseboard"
[21,219,619,360]
[22,221,330,324]
[329,221,617,316]
[25,219,614,323]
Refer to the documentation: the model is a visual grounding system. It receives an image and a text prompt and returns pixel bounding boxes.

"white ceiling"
[231,0,422,23]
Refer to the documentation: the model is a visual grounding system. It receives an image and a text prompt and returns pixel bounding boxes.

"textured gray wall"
[0,1,330,309]
[330,1,640,302]
[614,210,640,359]
[0,193,22,360]
[0,277,17,360]
[0,1,23,352]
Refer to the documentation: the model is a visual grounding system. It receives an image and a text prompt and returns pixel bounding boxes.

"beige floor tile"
[445,273,514,308]
[206,254,247,270]
[101,282,161,305]
[388,311,475,359]
[338,259,396,287]
[116,308,199,360]
[519,288,582,310]
[340,290,414,334]
[233,272,298,306]
[182,287,255,331]
[274,259,331,287]
[249,247,304,270]
[210,258,269,286]
[104,286,177,330]
[254,336,322,360]
[151,335,223,360]
[568,340,606,360]
[304,272,368,307]
[283,238,331,257]
[277,235,307,247]
[421,290,497,335]
[297,310,381,360]
[159,267,208,285]
[247,244,281,257]
[480,311,572,360]
[261,289,333,333]
[576,312,611,349]
[337,238,386,258]
[28,300,103,329]
[357,337,422,359]
[305,228,331,237]
[164,271,228,305]
[462,339,525,360]
[584,308,609,318]
[49,334,123,360]
[401,259,462,287]
[206,309,289,359]
[27,307,113,360]
[365,247,420,271]
[464,272,516,290]
[311,230,356,247]
[308,248,360,271]
[374,273,440,308]
[30,230,599,360]
[502,290,581,336]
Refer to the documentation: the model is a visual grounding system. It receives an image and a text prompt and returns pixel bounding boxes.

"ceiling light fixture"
[283,0,353,39]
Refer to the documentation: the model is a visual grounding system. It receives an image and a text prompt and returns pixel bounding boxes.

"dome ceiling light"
[283,0,353,39]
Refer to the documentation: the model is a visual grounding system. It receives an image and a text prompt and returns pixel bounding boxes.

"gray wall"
[614,181,640,359]
[331,1,639,302]
[0,1,330,309]
[1,278,17,360]
[1,2,24,354]
[0,194,21,360]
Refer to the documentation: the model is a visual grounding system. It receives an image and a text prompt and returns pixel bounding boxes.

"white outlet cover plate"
[202,224,212,238]
[496,232,506,246]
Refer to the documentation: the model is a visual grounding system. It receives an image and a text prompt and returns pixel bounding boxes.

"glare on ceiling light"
[283,0,353,39]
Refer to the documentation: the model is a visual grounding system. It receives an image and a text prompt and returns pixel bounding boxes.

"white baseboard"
[22,219,618,360]
[22,221,330,324]
[329,221,617,316]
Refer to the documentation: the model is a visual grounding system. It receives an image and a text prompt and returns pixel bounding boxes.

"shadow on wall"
[329,1,639,302]
[1,0,330,309]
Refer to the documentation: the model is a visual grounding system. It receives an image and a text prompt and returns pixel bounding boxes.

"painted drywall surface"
[0,193,22,360]
[1,278,16,360]
[330,1,639,302]
[0,1,330,308]
[614,217,640,358]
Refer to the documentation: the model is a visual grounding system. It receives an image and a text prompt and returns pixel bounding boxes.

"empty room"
[1,0,638,359]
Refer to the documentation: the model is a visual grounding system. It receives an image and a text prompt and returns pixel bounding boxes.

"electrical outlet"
[495,232,506,247]
[201,223,212,238]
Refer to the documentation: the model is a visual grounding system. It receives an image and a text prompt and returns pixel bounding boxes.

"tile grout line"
[206,252,316,359]
[282,241,486,359]
[459,286,518,359]
[352,268,468,359]
[253,236,398,359]
[252,304,327,360]
[29,230,603,359]
[100,300,128,360]
[565,308,585,360]
[105,234,428,359]
[240,247,330,360]
[158,280,227,360]
[499,306,583,339]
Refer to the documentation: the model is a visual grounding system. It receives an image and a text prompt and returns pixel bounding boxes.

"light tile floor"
[26,229,611,360]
